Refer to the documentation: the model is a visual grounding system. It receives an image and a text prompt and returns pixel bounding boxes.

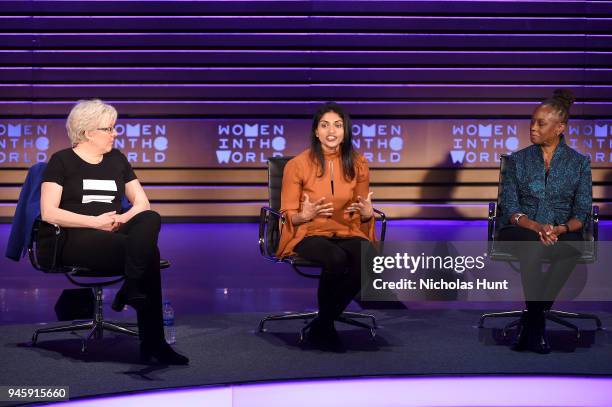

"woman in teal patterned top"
[499,89,592,354]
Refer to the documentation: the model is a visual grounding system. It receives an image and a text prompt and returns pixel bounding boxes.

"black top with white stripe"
[42,148,137,216]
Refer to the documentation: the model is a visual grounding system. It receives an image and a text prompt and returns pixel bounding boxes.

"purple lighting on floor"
[64,376,612,407]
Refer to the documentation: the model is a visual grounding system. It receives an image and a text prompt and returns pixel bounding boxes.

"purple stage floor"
[1,220,612,325]
[1,221,612,405]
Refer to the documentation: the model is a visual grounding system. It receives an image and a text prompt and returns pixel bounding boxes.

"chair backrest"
[263,156,293,256]
[268,156,293,211]
[29,219,66,273]
[5,162,46,261]
[494,154,510,229]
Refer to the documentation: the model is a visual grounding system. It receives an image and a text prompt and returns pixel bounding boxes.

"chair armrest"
[487,202,497,242]
[258,206,284,261]
[373,208,387,242]
[592,205,599,242]
[28,219,64,273]
[260,207,387,259]
[583,205,599,242]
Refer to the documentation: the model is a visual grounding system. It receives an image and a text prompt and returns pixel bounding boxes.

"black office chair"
[479,154,602,339]
[29,218,170,352]
[258,156,386,341]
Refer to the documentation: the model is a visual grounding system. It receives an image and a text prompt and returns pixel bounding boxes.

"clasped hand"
[92,211,123,232]
[535,223,562,246]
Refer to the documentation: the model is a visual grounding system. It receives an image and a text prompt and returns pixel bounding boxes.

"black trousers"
[61,210,164,343]
[294,236,373,324]
[498,226,583,313]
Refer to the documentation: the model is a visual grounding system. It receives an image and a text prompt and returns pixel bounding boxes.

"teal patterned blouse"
[500,135,592,227]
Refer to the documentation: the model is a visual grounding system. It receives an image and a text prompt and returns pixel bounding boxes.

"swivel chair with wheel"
[8,163,171,353]
[258,156,387,341]
[479,154,602,339]
[29,218,171,352]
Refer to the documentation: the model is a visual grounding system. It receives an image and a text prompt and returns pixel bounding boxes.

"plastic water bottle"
[163,300,176,344]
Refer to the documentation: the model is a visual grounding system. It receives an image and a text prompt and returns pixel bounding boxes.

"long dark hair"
[541,88,575,124]
[309,102,357,181]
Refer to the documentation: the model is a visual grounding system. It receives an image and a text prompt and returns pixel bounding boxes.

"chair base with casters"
[258,157,387,341]
[481,158,603,341]
[258,205,385,340]
[478,309,602,340]
[29,219,170,352]
[31,275,139,353]
[259,310,378,341]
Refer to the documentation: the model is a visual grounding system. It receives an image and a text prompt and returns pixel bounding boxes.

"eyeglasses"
[96,126,116,134]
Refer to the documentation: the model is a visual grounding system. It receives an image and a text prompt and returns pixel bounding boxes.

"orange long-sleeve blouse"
[276,148,376,258]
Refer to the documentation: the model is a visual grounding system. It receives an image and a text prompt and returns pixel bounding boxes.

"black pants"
[498,226,583,313]
[61,210,164,343]
[294,236,373,324]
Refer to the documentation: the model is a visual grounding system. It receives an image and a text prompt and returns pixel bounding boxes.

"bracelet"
[513,213,526,225]
[559,223,570,233]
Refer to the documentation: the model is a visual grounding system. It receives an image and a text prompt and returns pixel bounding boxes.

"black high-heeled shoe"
[305,318,345,353]
[140,341,189,365]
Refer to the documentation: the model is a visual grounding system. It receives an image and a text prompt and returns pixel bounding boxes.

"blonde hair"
[66,99,117,146]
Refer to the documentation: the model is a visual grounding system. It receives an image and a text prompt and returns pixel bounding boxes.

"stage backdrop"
[1,0,611,219]
[2,119,612,169]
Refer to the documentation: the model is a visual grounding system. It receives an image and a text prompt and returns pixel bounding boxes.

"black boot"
[111,281,127,312]
[529,311,551,354]
[122,279,148,311]
[511,310,531,352]
[140,340,189,365]
[306,317,345,353]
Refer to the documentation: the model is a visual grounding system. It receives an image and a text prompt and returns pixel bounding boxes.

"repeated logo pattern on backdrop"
[215,122,291,164]
[0,122,51,164]
[112,123,169,163]
[351,122,405,164]
[566,122,612,164]
[0,119,610,168]
[448,121,521,165]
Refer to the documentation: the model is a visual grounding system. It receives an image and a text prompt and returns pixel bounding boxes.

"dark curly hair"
[541,88,575,123]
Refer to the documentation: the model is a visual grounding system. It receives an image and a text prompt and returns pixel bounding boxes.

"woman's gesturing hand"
[345,191,374,220]
[300,193,334,221]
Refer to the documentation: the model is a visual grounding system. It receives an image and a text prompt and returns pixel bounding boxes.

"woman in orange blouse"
[277,102,376,351]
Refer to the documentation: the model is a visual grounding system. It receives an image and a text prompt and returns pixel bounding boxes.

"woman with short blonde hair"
[65,99,117,147]
[40,99,188,365]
